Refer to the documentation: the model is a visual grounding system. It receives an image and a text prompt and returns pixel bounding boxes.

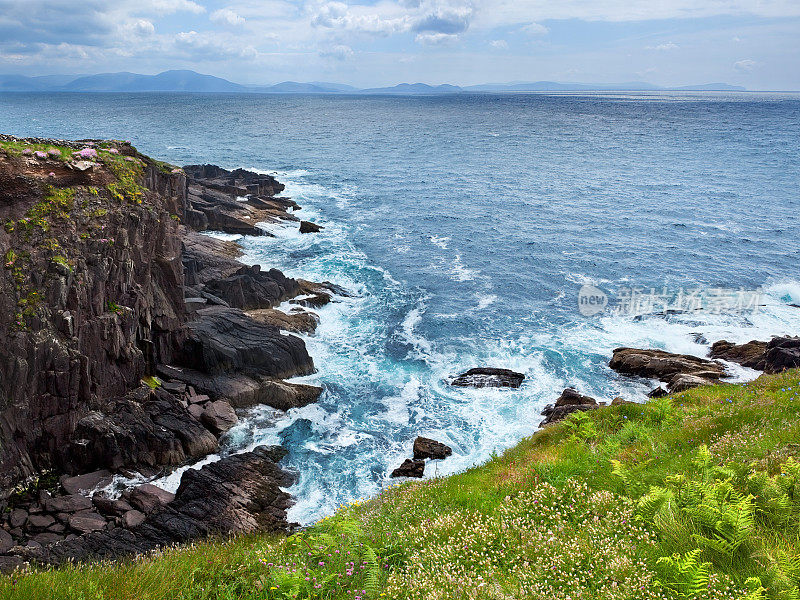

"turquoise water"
[2,91,799,523]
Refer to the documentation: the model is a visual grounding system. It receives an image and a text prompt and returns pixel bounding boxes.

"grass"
[1,370,799,600]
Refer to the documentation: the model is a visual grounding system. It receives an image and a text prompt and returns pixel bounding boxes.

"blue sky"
[0,0,798,89]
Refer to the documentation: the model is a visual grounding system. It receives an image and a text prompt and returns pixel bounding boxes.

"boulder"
[26,514,56,530]
[181,307,315,379]
[709,336,800,374]
[0,556,24,574]
[391,459,425,478]
[9,509,27,529]
[68,512,107,534]
[129,484,175,514]
[0,529,14,554]
[540,388,600,427]
[92,495,133,517]
[200,400,238,434]
[44,494,93,514]
[203,265,300,311]
[32,532,65,546]
[451,367,525,389]
[122,510,146,528]
[609,348,726,391]
[413,437,452,460]
[709,339,768,368]
[299,221,323,233]
[61,470,113,495]
[611,397,635,406]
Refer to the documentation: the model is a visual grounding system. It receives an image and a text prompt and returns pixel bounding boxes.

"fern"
[655,549,711,599]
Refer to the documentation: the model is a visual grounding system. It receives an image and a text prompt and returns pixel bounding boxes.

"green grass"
[2,370,799,600]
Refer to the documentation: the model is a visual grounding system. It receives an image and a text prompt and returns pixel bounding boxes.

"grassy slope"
[2,369,799,600]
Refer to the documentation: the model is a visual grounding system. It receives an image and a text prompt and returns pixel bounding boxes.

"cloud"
[522,21,548,35]
[734,58,757,71]
[310,1,410,36]
[319,44,354,59]
[489,39,507,49]
[646,41,679,50]
[413,6,473,35]
[147,0,206,14]
[415,32,459,45]
[174,30,256,59]
[131,19,156,36]
[210,8,245,26]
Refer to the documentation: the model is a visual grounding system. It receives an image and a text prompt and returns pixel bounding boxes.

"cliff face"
[0,137,188,493]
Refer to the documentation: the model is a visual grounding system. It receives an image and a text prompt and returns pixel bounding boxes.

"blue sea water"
[2,91,800,523]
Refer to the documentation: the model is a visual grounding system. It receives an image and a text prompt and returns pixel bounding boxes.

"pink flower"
[21,148,32,155]
[34,151,47,159]
[48,172,56,178]
[75,148,98,159]
[106,148,119,154]
[47,148,61,157]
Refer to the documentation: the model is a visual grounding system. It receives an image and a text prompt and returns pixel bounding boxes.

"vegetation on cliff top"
[0,368,798,600]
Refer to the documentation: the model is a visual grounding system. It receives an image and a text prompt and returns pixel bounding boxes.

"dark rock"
[9,509,27,529]
[391,459,425,478]
[156,365,322,410]
[42,446,294,564]
[451,367,525,389]
[92,495,133,517]
[129,484,175,514]
[69,512,107,533]
[763,337,800,374]
[181,307,315,379]
[609,348,726,391]
[200,400,238,434]
[122,510,146,528]
[290,292,332,309]
[26,514,56,530]
[44,494,92,514]
[647,387,669,398]
[709,339,768,368]
[0,556,24,574]
[61,470,113,495]
[299,221,323,233]
[0,529,13,553]
[540,388,600,427]
[413,437,452,460]
[203,265,300,310]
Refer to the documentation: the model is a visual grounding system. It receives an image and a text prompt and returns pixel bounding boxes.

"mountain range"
[0,69,748,94]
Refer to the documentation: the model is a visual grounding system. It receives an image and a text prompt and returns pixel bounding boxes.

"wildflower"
[47,148,61,157]
[34,151,47,159]
[75,148,98,159]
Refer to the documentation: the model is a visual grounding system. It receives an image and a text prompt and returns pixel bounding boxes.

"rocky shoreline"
[0,136,334,569]
[1,134,798,572]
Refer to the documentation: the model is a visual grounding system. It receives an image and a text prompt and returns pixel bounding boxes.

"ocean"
[1,91,799,523]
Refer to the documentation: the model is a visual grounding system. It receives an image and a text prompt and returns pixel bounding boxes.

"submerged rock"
[451,367,525,389]
[413,437,452,460]
[299,220,323,233]
[391,459,425,478]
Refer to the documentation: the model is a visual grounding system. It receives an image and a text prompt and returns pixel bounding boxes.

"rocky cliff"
[0,135,326,566]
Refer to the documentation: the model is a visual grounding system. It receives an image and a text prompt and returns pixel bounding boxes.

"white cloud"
[522,21,548,35]
[646,41,679,50]
[210,8,245,26]
[489,39,507,49]
[415,32,459,45]
[146,0,206,15]
[734,58,757,71]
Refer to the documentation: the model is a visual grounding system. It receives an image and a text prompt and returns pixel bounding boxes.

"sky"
[0,0,799,89]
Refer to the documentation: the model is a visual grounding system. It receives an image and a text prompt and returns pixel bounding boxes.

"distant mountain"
[0,70,749,94]
[250,81,348,94]
[357,83,462,95]
[60,70,247,92]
